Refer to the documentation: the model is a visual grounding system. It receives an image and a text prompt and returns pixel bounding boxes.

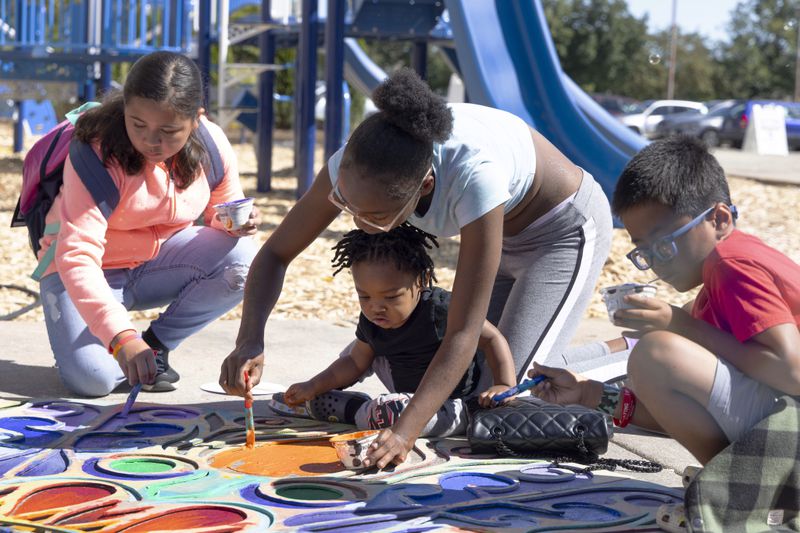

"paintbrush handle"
[121,383,142,417]
[491,375,547,403]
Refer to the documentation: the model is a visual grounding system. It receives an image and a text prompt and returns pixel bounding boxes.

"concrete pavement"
[0,317,695,488]
[714,147,800,185]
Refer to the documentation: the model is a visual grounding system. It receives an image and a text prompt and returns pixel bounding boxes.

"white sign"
[743,104,789,156]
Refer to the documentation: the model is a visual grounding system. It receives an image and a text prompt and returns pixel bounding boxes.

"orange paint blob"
[210,440,342,477]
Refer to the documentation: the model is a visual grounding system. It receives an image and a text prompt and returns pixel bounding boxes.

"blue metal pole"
[256,0,275,193]
[13,0,25,152]
[13,101,25,153]
[411,40,428,80]
[296,0,318,198]
[323,0,345,160]
[196,0,212,109]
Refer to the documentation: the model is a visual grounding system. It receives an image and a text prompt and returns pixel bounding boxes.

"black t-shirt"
[355,287,481,399]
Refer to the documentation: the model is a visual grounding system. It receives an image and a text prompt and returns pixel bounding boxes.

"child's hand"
[284,381,317,406]
[613,295,679,333]
[478,385,515,408]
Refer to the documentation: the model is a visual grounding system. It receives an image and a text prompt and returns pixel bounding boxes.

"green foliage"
[542,0,798,102]
[716,0,799,99]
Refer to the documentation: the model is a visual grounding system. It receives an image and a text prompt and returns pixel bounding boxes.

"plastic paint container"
[330,430,380,470]
[213,197,255,230]
[600,283,657,322]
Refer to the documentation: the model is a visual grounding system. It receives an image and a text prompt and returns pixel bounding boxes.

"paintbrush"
[243,372,256,449]
[121,383,142,417]
[491,374,547,403]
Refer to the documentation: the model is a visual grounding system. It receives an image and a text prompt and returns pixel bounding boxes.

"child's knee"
[61,369,121,397]
[219,240,257,291]
[628,331,689,381]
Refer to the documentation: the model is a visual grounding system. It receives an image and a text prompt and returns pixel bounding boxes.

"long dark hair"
[341,68,454,200]
[73,51,207,189]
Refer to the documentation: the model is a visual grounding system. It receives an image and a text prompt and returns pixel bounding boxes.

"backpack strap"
[196,121,225,191]
[68,140,119,219]
[31,141,118,281]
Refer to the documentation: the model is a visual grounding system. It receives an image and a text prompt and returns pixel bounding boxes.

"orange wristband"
[110,333,141,359]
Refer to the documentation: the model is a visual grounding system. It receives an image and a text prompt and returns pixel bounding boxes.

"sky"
[625,0,741,43]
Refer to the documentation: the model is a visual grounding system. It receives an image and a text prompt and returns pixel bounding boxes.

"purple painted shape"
[18,449,70,477]
[0,417,62,447]
[74,423,185,451]
[0,448,40,475]
[28,401,102,428]
[283,509,399,531]
[439,472,515,492]
[92,407,199,434]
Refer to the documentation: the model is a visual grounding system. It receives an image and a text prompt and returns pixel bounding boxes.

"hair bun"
[372,68,453,144]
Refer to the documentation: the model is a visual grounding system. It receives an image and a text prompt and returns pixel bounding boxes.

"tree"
[717,0,799,99]
[542,0,722,101]
[542,0,659,98]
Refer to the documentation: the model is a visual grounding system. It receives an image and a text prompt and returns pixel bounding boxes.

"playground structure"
[0,0,646,201]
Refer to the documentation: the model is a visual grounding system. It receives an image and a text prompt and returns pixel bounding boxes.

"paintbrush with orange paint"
[243,372,256,448]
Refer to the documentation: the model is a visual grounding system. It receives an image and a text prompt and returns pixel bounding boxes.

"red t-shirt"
[692,230,800,342]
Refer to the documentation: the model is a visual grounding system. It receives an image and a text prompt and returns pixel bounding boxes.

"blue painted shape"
[444,0,647,202]
[18,449,69,477]
[0,416,62,447]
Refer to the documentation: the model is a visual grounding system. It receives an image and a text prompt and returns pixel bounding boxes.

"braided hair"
[331,223,438,287]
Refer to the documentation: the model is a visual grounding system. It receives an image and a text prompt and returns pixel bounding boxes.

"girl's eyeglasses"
[327,168,431,232]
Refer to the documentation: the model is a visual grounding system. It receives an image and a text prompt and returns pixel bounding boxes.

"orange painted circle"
[210,440,343,477]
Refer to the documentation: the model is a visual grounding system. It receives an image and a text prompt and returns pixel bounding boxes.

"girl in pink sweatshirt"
[38,51,259,396]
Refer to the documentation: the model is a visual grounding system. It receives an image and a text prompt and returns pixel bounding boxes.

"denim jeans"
[39,226,258,397]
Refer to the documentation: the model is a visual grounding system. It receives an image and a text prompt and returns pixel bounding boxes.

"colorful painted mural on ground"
[0,397,682,531]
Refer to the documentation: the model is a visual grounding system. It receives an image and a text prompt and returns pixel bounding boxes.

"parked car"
[620,99,707,139]
[654,100,741,146]
[590,93,642,117]
[718,100,800,150]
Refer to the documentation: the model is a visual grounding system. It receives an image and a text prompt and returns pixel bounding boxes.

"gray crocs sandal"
[268,392,312,418]
[305,390,371,423]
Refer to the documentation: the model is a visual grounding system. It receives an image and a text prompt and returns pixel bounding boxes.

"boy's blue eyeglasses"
[626,205,738,271]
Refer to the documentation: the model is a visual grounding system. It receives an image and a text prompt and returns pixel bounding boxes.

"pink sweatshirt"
[38,117,245,348]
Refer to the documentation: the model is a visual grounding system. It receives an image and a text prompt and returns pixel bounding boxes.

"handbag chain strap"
[491,427,662,474]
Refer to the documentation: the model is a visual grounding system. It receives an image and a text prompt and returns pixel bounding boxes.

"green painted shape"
[276,485,344,501]
[109,458,176,473]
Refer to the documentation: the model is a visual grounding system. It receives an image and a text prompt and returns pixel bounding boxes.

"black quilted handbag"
[467,396,661,473]
[467,396,609,460]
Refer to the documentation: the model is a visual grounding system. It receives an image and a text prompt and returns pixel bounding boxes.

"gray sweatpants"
[483,171,613,385]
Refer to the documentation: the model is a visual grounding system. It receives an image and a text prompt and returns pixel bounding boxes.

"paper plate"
[200,381,286,396]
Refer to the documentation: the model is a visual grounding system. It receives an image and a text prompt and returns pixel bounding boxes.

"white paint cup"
[214,197,255,230]
[600,283,657,322]
[330,430,380,470]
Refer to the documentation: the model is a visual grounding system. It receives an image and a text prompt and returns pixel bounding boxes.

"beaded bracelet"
[110,333,141,360]
[613,387,636,428]
[597,383,621,417]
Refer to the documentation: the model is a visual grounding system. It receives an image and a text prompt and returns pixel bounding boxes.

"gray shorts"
[708,358,781,443]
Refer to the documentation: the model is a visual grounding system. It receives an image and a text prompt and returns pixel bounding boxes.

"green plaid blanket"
[686,395,800,532]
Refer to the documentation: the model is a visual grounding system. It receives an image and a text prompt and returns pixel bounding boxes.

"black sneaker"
[142,348,179,392]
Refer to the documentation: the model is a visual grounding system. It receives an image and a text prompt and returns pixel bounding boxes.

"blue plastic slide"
[445,0,646,199]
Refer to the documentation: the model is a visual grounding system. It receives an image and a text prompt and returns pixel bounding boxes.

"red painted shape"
[115,506,247,531]
[11,483,114,514]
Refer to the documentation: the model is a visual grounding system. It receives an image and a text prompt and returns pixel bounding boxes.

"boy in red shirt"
[532,136,800,466]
